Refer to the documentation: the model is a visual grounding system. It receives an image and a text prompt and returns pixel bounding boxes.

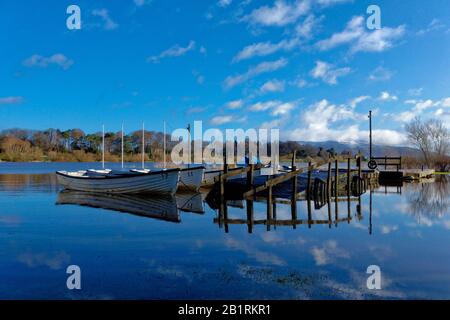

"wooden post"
[356,155,361,179]
[291,150,297,168]
[223,200,229,233]
[266,186,273,231]
[334,160,339,227]
[347,158,351,222]
[219,174,225,200]
[327,162,332,199]
[327,199,332,228]
[334,160,339,198]
[307,191,312,229]
[246,199,254,234]
[307,161,312,200]
[357,195,362,220]
[273,201,277,231]
[246,164,254,190]
[223,147,228,174]
[291,151,297,202]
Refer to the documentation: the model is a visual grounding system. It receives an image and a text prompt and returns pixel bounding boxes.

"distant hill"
[298,141,422,157]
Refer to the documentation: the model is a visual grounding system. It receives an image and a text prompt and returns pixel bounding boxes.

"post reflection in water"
[214,194,368,234]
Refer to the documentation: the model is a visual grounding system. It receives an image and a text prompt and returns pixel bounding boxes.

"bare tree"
[405,117,450,170]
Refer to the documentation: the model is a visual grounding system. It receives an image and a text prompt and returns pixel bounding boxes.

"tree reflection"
[406,175,449,219]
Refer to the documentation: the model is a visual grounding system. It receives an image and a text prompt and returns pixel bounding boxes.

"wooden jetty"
[207,153,372,203]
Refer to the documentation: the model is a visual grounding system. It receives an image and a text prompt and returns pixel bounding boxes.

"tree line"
[0,128,172,162]
[0,127,343,163]
[1,117,448,171]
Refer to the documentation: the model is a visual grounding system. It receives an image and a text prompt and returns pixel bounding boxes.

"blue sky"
[0,0,449,145]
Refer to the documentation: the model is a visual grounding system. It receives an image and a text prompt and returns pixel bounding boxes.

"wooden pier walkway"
[207,153,373,203]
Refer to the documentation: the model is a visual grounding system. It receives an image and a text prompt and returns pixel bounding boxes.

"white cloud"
[92,8,118,30]
[0,96,24,105]
[226,99,244,109]
[353,25,405,53]
[224,58,288,89]
[380,225,399,234]
[217,0,232,8]
[271,102,295,116]
[186,106,208,114]
[378,91,398,101]
[417,18,445,36]
[317,0,353,6]
[310,240,350,266]
[295,14,323,39]
[233,38,299,62]
[439,97,450,108]
[394,99,435,122]
[287,99,407,145]
[259,118,283,129]
[310,60,351,85]
[408,88,423,97]
[23,54,74,70]
[210,115,234,125]
[349,95,370,108]
[260,79,285,93]
[147,41,196,63]
[316,16,405,53]
[249,100,280,112]
[290,78,308,88]
[17,251,70,270]
[192,70,205,84]
[414,99,434,111]
[249,100,296,116]
[234,13,321,62]
[316,16,363,50]
[368,66,394,81]
[245,0,310,27]
[210,115,247,125]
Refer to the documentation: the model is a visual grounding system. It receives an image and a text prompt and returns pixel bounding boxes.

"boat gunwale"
[56,168,180,180]
[179,166,205,172]
[204,167,245,174]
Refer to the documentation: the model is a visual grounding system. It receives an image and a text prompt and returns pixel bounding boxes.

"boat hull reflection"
[56,190,180,222]
[175,192,205,214]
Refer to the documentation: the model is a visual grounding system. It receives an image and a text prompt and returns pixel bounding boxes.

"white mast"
[163,120,166,169]
[142,122,145,170]
[187,123,191,168]
[121,122,124,169]
[102,124,105,169]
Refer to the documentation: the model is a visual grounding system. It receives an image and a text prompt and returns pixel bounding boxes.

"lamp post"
[369,110,372,160]
[367,110,378,170]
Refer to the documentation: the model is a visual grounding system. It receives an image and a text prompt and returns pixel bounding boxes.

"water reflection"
[406,175,449,219]
[57,191,181,222]
[56,190,205,222]
[1,173,448,232]
[0,172,449,299]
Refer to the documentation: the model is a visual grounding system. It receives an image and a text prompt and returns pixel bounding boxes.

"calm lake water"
[0,163,449,299]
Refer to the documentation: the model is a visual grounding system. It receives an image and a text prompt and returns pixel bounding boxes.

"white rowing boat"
[178,167,205,192]
[56,169,180,195]
[130,166,205,192]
